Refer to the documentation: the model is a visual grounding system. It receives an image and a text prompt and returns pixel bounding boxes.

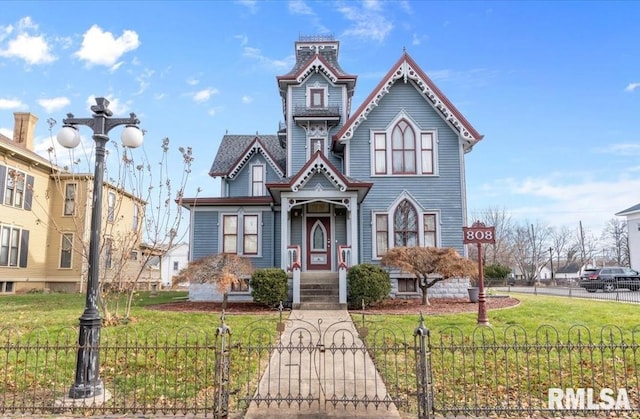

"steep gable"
[333,52,483,152]
[209,135,285,179]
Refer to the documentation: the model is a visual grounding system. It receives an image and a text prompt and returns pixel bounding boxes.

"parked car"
[579,267,640,292]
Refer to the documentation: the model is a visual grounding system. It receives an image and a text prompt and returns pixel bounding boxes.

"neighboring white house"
[160,243,189,288]
[615,203,640,271]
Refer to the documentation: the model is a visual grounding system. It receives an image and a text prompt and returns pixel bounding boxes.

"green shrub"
[250,268,288,308]
[347,264,391,309]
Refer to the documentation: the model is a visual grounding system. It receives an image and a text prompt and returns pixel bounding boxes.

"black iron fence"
[2,315,640,417]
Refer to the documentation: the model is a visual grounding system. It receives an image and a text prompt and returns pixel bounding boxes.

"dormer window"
[307,82,328,109]
[250,164,265,196]
[310,88,325,108]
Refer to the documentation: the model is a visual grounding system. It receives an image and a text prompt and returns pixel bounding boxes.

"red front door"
[306,216,331,270]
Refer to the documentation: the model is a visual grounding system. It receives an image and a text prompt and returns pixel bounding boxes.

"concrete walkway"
[243,310,401,418]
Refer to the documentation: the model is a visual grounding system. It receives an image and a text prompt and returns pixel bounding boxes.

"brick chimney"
[13,112,38,151]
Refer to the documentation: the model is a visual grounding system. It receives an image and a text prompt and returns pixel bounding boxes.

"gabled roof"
[266,151,372,203]
[277,39,356,93]
[333,52,483,151]
[209,135,285,178]
[616,202,640,216]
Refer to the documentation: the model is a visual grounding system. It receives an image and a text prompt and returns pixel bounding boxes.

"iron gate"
[212,308,433,418]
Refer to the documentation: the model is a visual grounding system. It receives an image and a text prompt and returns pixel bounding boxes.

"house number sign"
[463,221,495,244]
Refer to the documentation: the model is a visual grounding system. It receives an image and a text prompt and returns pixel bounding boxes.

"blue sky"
[1,0,639,235]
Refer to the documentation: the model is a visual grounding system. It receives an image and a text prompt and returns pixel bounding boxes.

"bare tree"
[601,218,629,266]
[381,246,477,306]
[575,221,599,267]
[549,225,574,269]
[42,120,194,325]
[510,221,551,284]
[470,207,514,266]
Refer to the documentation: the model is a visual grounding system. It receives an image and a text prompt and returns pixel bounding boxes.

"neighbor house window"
[0,225,27,267]
[60,233,73,268]
[64,183,76,216]
[104,238,113,269]
[223,215,238,254]
[173,261,179,271]
[132,204,139,230]
[243,215,258,255]
[4,168,26,207]
[107,192,116,222]
[251,165,264,197]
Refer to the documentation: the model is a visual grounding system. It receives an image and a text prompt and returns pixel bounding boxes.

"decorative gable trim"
[297,54,339,84]
[228,138,284,179]
[335,53,483,147]
[291,152,347,192]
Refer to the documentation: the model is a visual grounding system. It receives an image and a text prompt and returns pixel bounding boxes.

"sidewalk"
[243,310,401,418]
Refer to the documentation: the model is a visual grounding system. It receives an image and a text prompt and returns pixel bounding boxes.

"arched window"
[311,221,327,251]
[394,200,418,246]
[391,120,416,174]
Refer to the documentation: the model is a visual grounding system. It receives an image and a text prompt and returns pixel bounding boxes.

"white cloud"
[208,106,223,116]
[234,34,249,47]
[289,0,314,15]
[242,95,253,104]
[193,88,219,103]
[242,46,291,70]
[0,32,55,65]
[135,68,154,95]
[337,2,393,42]
[625,82,640,92]
[186,77,200,86]
[74,25,140,68]
[38,97,70,113]
[0,98,25,109]
[236,0,258,13]
[596,143,640,156]
[17,16,38,31]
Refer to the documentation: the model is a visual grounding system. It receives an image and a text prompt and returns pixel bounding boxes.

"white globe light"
[56,126,81,148]
[121,125,143,148]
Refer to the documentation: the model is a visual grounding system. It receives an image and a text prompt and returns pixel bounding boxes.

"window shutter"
[0,165,5,203]
[24,175,34,210]
[19,229,29,268]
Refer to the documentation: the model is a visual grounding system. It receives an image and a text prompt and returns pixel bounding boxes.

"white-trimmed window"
[243,215,258,255]
[64,183,76,216]
[371,116,437,176]
[397,278,417,293]
[223,215,238,254]
[230,277,250,292]
[251,165,264,197]
[107,192,116,222]
[309,87,325,108]
[60,233,73,268]
[222,213,261,256]
[373,199,439,259]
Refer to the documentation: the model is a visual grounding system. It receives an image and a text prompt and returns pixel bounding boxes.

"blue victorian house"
[182,36,483,307]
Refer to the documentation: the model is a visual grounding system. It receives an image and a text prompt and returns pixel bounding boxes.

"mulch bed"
[147,296,520,315]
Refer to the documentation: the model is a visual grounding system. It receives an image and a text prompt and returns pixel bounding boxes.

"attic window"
[310,88,325,108]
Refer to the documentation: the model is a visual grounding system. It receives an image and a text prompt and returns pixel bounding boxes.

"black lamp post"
[57,97,143,398]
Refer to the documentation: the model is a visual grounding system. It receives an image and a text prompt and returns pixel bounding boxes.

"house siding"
[349,81,465,262]
[192,210,218,260]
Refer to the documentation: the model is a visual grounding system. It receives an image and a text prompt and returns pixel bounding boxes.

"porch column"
[349,197,358,265]
[280,199,290,270]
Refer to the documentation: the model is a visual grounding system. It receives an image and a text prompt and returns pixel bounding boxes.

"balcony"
[293,105,341,126]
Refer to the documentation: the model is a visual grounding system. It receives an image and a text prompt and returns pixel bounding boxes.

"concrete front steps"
[295,271,347,310]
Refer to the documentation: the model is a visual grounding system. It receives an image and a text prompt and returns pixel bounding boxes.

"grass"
[2,291,639,416]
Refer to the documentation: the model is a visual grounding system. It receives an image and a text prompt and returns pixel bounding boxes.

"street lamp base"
[56,388,111,407]
[68,380,104,399]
